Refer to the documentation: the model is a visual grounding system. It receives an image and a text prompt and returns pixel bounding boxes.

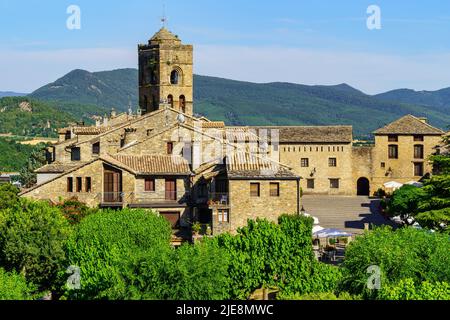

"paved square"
[301,196,396,234]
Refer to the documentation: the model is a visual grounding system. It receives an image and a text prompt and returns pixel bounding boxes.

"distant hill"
[375,88,450,114]
[0,97,77,137]
[28,68,450,136]
[30,69,138,111]
[0,91,28,98]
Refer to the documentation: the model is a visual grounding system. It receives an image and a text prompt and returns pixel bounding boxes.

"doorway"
[357,177,370,196]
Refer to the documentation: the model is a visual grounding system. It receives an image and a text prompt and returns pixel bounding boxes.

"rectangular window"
[414,145,424,159]
[67,177,73,193]
[388,135,398,142]
[388,145,399,159]
[414,163,424,177]
[270,183,280,197]
[76,177,82,193]
[85,177,92,193]
[218,209,229,223]
[65,131,71,141]
[414,135,424,142]
[165,179,177,201]
[300,158,309,167]
[92,142,100,155]
[381,162,386,169]
[329,158,337,167]
[250,183,260,197]
[307,179,315,189]
[145,178,155,192]
[71,147,81,161]
[167,142,174,155]
[330,179,340,189]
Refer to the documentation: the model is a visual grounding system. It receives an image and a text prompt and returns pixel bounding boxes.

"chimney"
[418,117,428,124]
[111,108,117,118]
[103,114,109,127]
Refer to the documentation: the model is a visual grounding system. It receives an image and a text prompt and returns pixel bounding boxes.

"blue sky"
[1,0,450,93]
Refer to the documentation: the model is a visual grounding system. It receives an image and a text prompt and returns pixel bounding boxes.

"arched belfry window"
[170,70,179,85]
[179,95,186,113]
[168,95,174,108]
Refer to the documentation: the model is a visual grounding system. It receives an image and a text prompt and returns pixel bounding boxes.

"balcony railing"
[208,192,230,206]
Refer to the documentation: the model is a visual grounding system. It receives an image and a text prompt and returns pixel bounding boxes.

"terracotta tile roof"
[34,162,84,174]
[225,127,260,142]
[251,126,353,143]
[111,155,192,175]
[200,121,225,129]
[73,126,112,135]
[226,151,298,179]
[373,115,444,135]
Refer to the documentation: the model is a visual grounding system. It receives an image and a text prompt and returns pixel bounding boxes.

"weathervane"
[161,1,168,28]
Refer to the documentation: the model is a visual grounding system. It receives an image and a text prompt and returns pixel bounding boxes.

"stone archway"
[357,177,370,196]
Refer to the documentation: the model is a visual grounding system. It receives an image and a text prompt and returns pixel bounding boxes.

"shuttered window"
[145,178,155,192]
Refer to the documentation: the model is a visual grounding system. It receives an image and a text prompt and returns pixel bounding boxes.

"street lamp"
[300,206,306,216]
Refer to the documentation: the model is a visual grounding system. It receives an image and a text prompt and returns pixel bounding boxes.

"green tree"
[135,239,231,300]
[378,278,450,300]
[0,268,33,300]
[19,148,47,188]
[63,209,172,300]
[56,197,96,225]
[341,226,450,299]
[215,215,342,299]
[0,183,20,210]
[0,200,72,291]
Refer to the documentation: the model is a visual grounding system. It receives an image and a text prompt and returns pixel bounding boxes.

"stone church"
[21,28,446,235]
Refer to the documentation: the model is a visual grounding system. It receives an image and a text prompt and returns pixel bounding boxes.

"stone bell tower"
[138,28,193,116]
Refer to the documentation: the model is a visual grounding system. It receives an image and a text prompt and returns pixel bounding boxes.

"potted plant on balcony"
[192,222,201,236]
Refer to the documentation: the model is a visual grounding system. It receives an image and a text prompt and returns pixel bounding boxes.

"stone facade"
[21,27,447,236]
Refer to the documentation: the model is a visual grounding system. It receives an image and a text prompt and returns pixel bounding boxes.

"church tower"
[138,28,193,116]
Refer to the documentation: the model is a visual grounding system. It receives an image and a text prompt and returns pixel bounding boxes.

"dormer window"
[92,142,100,155]
[170,70,179,85]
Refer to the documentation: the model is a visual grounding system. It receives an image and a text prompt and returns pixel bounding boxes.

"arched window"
[170,70,179,85]
[179,95,186,113]
[168,95,174,108]
[143,95,148,110]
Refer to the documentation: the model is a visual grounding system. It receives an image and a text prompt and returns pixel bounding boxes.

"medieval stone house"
[21,28,446,235]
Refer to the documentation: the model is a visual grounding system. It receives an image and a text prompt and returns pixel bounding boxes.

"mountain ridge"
[27,68,450,136]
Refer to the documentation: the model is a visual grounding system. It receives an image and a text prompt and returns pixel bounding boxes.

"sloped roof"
[34,162,84,174]
[150,28,181,43]
[111,154,191,175]
[200,121,225,129]
[251,126,353,143]
[373,115,444,135]
[73,126,112,135]
[226,151,299,179]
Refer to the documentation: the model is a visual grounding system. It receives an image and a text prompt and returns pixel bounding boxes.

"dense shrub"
[341,226,450,298]
[378,279,450,300]
[215,214,342,299]
[0,268,33,300]
[56,197,96,225]
[134,239,231,300]
[278,291,361,300]
[0,183,20,210]
[63,209,173,300]
[0,200,72,291]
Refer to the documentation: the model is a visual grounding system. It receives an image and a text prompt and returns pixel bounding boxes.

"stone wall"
[279,143,354,195]
[227,179,299,232]
[371,134,442,190]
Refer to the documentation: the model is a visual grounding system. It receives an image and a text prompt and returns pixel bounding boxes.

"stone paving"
[301,195,396,234]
